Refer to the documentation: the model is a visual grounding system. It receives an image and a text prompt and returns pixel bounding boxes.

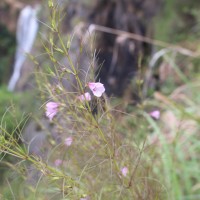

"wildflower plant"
[0,1,165,199]
[1,1,199,200]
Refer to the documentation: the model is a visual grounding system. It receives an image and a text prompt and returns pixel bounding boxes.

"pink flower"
[88,82,105,97]
[121,167,128,177]
[80,197,89,200]
[64,137,73,146]
[77,92,91,102]
[54,159,62,167]
[45,102,59,121]
[149,110,160,120]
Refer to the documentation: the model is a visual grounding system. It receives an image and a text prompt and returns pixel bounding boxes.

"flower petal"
[54,159,62,167]
[46,102,59,109]
[121,167,128,177]
[45,101,59,121]
[88,82,105,97]
[149,110,160,120]
[64,137,73,146]
[78,92,91,102]
[45,110,57,121]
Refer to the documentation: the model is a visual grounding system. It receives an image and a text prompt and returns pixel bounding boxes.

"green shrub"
[0,86,35,133]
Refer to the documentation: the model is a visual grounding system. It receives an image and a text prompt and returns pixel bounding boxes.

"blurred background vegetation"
[0,0,200,199]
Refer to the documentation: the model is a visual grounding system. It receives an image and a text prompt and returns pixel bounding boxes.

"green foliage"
[0,86,35,133]
[154,0,200,42]
[0,24,16,84]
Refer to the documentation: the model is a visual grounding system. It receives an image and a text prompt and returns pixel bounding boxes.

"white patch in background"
[8,5,39,91]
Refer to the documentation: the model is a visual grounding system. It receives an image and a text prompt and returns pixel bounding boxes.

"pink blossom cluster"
[45,82,105,121]
[78,82,105,102]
